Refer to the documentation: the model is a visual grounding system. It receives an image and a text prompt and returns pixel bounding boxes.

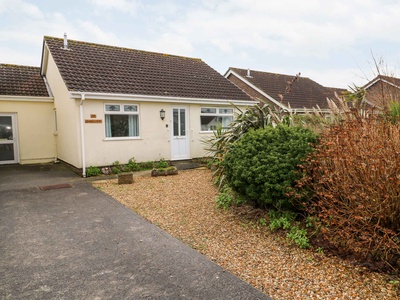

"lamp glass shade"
[160,109,165,120]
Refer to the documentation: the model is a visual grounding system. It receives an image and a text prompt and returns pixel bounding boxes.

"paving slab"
[0,164,272,299]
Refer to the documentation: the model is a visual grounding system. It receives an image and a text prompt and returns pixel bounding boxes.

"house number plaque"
[85,119,102,123]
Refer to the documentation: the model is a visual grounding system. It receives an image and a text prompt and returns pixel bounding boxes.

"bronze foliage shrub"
[299,116,400,268]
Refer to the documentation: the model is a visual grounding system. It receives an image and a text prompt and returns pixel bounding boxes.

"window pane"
[200,115,233,131]
[201,108,216,114]
[180,109,186,136]
[219,108,233,114]
[0,144,14,161]
[0,116,13,140]
[105,115,139,137]
[201,115,219,131]
[124,105,137,112]
[173,109,179,136]
[105,104,120,112]
[221,116,233,128]
[109,115,129,137]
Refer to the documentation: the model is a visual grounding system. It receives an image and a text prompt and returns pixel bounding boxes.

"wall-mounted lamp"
[160,109,165,120]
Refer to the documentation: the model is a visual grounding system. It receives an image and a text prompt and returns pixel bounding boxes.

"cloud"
[145,0,400,61]
[90,0,140,15]
[78,21,121,46]
[0,0,43,19]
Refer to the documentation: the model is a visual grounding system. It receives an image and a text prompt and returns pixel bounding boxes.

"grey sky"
[1,0,399,88]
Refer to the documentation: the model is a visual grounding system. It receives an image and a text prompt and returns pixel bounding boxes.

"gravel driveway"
[94,168,399,300]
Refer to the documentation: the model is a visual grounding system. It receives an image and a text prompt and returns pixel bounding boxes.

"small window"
[201,108,217,114]
[104,104,139,138]
[105,104,121,112]
[219,108,233,114]
[200,107,233,131]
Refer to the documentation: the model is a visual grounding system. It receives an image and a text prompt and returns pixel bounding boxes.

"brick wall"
[366,81,400,107]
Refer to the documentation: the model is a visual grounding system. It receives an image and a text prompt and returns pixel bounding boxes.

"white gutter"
[0,95,54,102]
[69,91,258,106]
[79,94,86,177]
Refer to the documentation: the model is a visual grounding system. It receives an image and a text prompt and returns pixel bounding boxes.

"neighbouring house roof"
[364,75,400,89]
[0,64,50,97]
[42,36,253,102]
[225,67,346,110]
[363,75,400,108]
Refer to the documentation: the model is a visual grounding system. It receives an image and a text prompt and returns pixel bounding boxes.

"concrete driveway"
[0,164,271,299]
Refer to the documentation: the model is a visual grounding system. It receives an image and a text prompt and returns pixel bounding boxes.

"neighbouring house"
[225,67,346,113]
[0,64,56,164]
[363,75,400,109]
[0,35,257,174]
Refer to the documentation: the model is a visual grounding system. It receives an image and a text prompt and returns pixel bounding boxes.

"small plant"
[268,210,297,231]
[138,161,154,170]
[268,210,311,249]
[286,226,310,249]
[154,159,169,169]
[316,247,324,254]
[216,188,235,210]
[215,185,245,210]
[112,166,121,174]
[86,166,101,177]
[259,218,267,227]
[127,157,140,171]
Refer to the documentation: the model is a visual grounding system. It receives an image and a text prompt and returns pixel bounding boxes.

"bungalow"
[1,35,257,175]
[225,67,346,113]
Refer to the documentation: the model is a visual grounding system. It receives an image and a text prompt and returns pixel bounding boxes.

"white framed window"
[200,107,234,131]
[104,104,139,138]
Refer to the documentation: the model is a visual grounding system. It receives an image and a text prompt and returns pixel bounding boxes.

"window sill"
[103,137,142,141]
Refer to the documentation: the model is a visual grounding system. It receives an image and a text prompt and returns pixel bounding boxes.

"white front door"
[171,107,190,160]
[0,113,19,164]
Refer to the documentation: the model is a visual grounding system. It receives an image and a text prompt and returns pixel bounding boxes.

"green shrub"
[202,100,296,189]
[138,161,154,170]
[86,166,101,177]
[154,159,169,169]
[223,125,317,210]
[111,166,121,174]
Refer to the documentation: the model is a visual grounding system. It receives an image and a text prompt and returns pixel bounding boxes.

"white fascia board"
[40,42,49,76]
[69,91,258,106]
[380,78,400,89]
[224,69,289,111]
[363,77,400,90]
[0,95,54,102]
[363,78,380,90]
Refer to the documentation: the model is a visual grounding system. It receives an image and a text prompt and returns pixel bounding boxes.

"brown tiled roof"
[228,68,345,109]
[43,36,253,101]
[0,64,49,97]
